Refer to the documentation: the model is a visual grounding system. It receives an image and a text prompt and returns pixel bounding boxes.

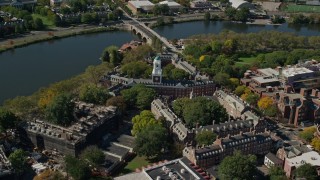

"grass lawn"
[285,4,320,13]
[235,56,257,67]
[32,14,55,28]
[120,156,151,174]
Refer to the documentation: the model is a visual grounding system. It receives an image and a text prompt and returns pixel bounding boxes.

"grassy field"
[120,156,151,174]
[32,14,55,28]
[235,56,257,67]
[285,4,320,13]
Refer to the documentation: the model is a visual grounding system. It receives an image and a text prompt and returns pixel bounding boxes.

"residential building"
[115,157,209,180]
[118,40,143,53]
[19,102,119,156]
[128,0,155,14]
[183,130,273,168]
[264,152,283,168]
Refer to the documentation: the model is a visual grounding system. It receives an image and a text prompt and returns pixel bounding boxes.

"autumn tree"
[38,89,58,109]
[34,169,66,180]
[106,96,127,113]
[195,131,217,146]
[218,151,257,180]
[311,137,320,151]
[131,110,160,136]
[234,85,247,96]
[298,127,316,142]
[258,97,274,110]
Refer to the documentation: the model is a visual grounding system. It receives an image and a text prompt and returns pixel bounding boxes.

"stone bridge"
[123,19,181,54]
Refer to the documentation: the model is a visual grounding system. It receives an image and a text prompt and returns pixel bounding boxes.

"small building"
[128,0,155,14]
[50,0,62,7]
[229,0,255,9]
[159,0,182,11]
[264,152,283,168]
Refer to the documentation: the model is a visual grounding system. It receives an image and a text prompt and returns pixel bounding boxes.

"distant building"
[118,40,143,53]
[190,0,213,9]
[128,0,155,14]
[0,0,37,7]
[19,102,119,156]
[49,0,62,7]
[158,0,182,11]
[183,130,273,168]
[115,157,209,180]
[228,0,255,9]
[264,152,283,168]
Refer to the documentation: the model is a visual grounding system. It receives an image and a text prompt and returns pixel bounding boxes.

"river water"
[0,21,319,104]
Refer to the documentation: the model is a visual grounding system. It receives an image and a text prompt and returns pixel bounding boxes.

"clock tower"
[152,56,162,83]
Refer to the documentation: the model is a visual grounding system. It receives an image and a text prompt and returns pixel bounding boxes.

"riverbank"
[0,25,123,54]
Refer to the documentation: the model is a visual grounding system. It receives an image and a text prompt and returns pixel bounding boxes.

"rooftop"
[252,76,279,84]
[159,0,182,7]
[128,0,154,8]
[286,151,320,167]
[282,67,313,78]
[258,68,279,77]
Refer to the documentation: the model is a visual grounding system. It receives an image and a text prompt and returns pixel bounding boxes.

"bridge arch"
[132,28,137,34]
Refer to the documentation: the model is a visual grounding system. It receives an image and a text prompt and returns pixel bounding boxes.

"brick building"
[105,56,216,100]
[183,131,273,168]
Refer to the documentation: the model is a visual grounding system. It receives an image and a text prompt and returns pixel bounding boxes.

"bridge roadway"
[123,18,181,54]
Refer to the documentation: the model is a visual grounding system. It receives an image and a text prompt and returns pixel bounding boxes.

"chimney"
[300,88,307,97]
[278,66,282,76]
[239,131,243,136]
[226,134,230,139]
[311,89,318,97]
[212,120,215,125]
[252,130,256,135]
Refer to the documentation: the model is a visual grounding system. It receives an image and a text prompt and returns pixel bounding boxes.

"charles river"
[0,21,319,104]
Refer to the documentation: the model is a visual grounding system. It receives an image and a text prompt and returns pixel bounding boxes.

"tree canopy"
[298,127,316,142]
[80,146,105,166]
[134,124,168,158]
[121,85,156,110]
[0,108,18,134]
[131,110,160,136]
[195,131,217,146]
[218,151,257,180]
[121,61,152,79]
[9,149,28,175]
[173,97,228,127]
[64,155,91,180]
[101,46,122,66]
[294,163,318,180]
[79,84,110,105]
[45,93,75,126]
[258,97,274,110]
[268,166,286,180]
[106,96,127,113]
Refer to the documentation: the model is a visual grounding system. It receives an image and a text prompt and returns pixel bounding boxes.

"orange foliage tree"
[258,96,274,110]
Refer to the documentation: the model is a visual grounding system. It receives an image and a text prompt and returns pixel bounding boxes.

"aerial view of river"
[0,21,319,104]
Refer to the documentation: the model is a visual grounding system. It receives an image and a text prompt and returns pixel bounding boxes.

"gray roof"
[196,119,253,133]
[265,153,283,164]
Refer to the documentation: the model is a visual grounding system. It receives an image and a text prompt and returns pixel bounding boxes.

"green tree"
[204,12,211,21]
[195,131,217,146]
[9,149,27,175]
[224,7,237,20]
[45,93,75,126]
[121,61,151,78]
[218,151,257,180]
[235,7,250,22]
[294,163,318,180]
[122,45,153,64]
[134,124,168,158]
[33,18,44,30]
[79,84,110,105]
[269,166,286,180]
[131,110,160,136]
[182,97,228,127]
[136,88,156,110]
[234,85,247,96]
[264,105,278,117]
[172,98,192,117]
[0,108,18,136]
[214,72,231,87]
[80,146,105,166]
[298,127,316,142]
[101,46,122,66]
[246,93,259,106]
[64,155,91,180]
